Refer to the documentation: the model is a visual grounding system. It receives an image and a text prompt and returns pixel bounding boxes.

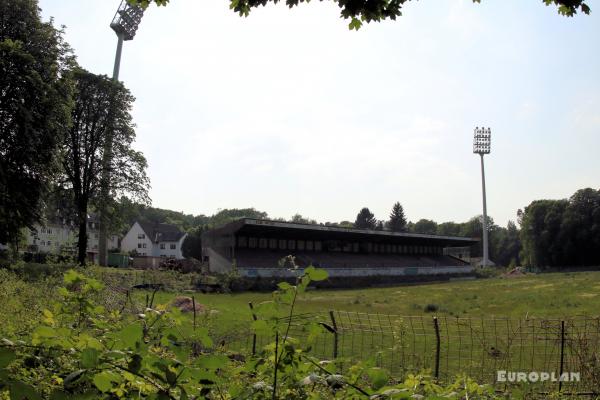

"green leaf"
[63,269,82,285]
[188,327,213,348]
[277,282,293,290]
[179,387,189,400]
[305,266,329,281]
[76,334,103,351]
[251,320,271,335]
[128,353,143,373]
[64,369,86,389]
[279,288,295,305]
[93,371,119,393]
[118,323,143,348]
[254,301,278,318]
[70,392,97,400]
[197,354,229,370]
[49,390,70,400]
[10,381,41,400]
[80,348,98,369]
[33,325,56,337]
[0,347,16,368]
[348,17,362,30]
[32,325,57,345]
[367,367,389,390]
[165,368,177,386]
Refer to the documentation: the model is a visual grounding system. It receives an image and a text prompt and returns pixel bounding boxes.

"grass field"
[147,271,600,327]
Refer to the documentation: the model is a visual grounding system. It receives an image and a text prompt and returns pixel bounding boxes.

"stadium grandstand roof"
[206,218,478,247]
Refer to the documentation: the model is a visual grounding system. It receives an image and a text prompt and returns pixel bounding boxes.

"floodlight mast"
[473,127,491,268]
[110,0,144,80]
[98,0,145,266]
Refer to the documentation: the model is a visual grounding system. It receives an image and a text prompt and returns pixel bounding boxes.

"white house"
[24,216,119,263]
[121,221,187,259]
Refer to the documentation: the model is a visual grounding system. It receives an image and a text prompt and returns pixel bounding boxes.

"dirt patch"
[502,268,527,278]
[171,296,205,313]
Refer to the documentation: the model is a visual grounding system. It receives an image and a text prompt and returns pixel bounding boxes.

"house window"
[138,243,142,248]
[138,233,145,239]
[142,243,147,249]
[40,241,45,246]
[47,240,51,246]
[170,244,176,250]
[160,243,165,249]
[47,228,53,234]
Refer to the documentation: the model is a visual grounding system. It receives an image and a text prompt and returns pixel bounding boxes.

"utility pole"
[473,127,491,267]
[98,1,145,266]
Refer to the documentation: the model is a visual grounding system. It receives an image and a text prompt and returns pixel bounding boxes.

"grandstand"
[202,219,478,285]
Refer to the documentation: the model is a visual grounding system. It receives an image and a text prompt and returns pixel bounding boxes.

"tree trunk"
[77,206,87,266]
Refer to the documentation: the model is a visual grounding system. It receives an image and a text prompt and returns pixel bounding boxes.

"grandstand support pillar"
[480,153,489,267]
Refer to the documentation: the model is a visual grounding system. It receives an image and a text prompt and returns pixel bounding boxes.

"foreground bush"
[0,266,506,399]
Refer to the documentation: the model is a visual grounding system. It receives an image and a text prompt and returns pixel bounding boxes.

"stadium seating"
[234,249,467,269]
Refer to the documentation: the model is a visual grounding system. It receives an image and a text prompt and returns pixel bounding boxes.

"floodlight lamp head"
[110,0,145,41]
[473,126,491,155]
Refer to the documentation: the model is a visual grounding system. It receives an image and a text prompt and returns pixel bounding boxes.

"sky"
[39,0,600,227]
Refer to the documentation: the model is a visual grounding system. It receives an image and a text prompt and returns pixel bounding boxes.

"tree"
[387,202,407,232]
[182,225,205,260]
[0,0,73,245]
[492,220,521,267]
[136,0,590,30]
[519,199,568,268]
[436,222,462,237]
[354,207,376,230]
[559,188,600,266]
[209,208,268,228]
[62,69,149,265]
[291,213,317,224]
[411,219,438,235]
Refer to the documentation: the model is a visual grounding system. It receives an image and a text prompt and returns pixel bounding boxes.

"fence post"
[433,316,441,380]
[329,311,339,359]
[559,320,565,392]
[249,302,257,356]
[191,296,197,332]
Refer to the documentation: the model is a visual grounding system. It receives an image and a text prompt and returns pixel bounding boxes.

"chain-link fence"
[226,308,600,396]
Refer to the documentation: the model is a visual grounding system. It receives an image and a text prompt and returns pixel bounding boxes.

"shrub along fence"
[227,308,600,396]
